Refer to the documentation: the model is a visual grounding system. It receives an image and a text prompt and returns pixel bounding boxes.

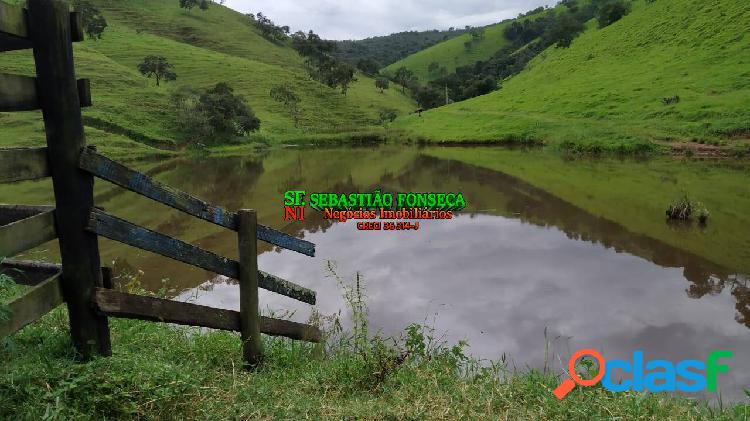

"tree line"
[388,0,633,110]
[333,28,470,68]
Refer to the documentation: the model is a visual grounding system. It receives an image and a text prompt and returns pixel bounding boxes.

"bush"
[378,109,398,126]
[171,83,260,143]
[666,195,709,223]
[598,0,632,28]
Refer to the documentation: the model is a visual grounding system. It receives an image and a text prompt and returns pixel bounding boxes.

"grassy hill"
[381,7,555,82]
[394,0,750,153]
[334,28,469,67]
[382,21,512,82]
[0,0,416,157]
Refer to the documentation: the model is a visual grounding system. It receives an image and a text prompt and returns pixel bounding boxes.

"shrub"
[171,83,260,143]
[666,195,709,223]
[598,0,632,28]
[378,109,398,126]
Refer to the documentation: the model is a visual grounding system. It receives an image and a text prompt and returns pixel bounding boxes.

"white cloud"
[223,0,552,40]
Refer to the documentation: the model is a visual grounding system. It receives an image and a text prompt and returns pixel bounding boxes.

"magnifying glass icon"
[553,348,606,400]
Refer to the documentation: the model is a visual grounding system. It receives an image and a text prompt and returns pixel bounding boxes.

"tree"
[74,0,107,40]
[137,56,177,86]
[375,77,389,93]
[356,58,380,76]
[413,85,443,109]
[179,0,209,12]
[251,12,290,42]
[393,67,415,93]
[469,27,485,41]
[378,109,397,126]
[598,0,631,28]
[269,84,301,127]
[544,11,585,48]
[172,83,260,141]
[171,85,212,137]
[291,30,335,60]
[199,83,260,135]
[179,0,198,11]
[428,61,440,75]
[331,62,356,95]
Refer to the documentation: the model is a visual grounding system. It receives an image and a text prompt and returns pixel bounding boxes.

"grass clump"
[2,268,749,419]
[666,195,710,223]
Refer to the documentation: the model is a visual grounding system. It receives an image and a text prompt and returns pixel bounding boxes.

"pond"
[2,146,749,401]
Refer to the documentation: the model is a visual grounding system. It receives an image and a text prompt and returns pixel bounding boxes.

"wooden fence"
[0,0,319,366]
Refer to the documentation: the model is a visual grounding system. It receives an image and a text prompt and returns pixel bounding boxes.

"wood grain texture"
[0,204,54,226]
[28,0,110,358]
[0,74,91,112]
[0,259,61,286]
[0,148,50,183]
[0,73,38,112]
[0,210,56,258]
[238,209,262,366]
[79,148,315,257]
[0,32,32,52]
[0,273,63,339]
[0,2,28,38]
[92,288,322,343]
[86,209,317,304]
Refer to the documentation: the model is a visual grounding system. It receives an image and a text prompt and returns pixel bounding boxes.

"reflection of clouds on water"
[178,214,750,401]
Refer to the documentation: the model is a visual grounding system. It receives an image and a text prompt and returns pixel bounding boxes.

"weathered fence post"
[27,0,111,358]
[237,209,262,367]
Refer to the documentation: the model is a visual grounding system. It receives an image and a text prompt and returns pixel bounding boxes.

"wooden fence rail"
[0,209,56,258]
[0,74,92,112]
[92,288,321,342]
[86,209,316,305]
[0,1,83,52]
[0,148,50,184]
[79,148,316,257]
[0,272,63,339]
[1,0,320,366]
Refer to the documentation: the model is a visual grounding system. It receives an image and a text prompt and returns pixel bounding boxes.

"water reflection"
[3,146,748,400]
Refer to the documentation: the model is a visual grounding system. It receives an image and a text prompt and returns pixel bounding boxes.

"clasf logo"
[553,349,733,400]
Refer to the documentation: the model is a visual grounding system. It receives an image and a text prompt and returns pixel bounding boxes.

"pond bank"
[1,307,748,420]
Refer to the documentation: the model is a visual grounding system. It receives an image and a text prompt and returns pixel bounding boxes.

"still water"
[3,146,749,400]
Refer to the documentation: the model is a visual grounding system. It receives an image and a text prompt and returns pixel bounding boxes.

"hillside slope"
[0,0,416,155]
[395,0,750,151]
[382,21,512,82]
[382,6,557,82]
[334,28,468,67]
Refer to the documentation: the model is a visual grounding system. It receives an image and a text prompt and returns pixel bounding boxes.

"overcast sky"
[223,0,552,40]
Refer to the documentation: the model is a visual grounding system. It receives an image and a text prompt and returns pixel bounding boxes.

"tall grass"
[0,268,748,419]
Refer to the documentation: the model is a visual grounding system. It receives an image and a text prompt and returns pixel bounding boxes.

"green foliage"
[378,109,397,126]
[355,58,380,76]
[396,0,750,150]
[598,0,632,28]
[248,12,289,43]
[0,273,24,323]
[333,28,469,67]
[136,55,177,86]
[0,0,415,154]
[1,272,748,419]
[269,84,302,127]
[171,83,260,142]
[375,77,389,93]
[200,83,260,136]
[393,66,416,93]
[178,0,209,12]
[666,195,710,223]
[73,0,108,40]
[291,30,356,94]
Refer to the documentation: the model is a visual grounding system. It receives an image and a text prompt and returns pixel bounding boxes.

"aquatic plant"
[666,195,709,223]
